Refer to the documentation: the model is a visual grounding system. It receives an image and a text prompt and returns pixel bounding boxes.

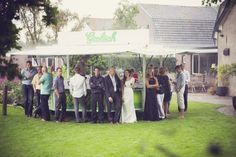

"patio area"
[188,93,236,116]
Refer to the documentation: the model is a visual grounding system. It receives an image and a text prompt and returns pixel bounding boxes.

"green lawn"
[0,99,236,157]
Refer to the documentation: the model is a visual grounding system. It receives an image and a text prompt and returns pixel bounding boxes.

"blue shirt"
[39,72,53,95]
[53,76,65,93]
[21,67,37,85]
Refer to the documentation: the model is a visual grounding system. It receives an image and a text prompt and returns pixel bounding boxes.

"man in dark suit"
[104,66,122,124]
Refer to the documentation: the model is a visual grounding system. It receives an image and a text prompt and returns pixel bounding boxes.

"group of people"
[21,60,189,124]
[143,64,189,121]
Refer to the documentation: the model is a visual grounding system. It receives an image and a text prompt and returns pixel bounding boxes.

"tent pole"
[160,55,163,67]
[66,55,70,80]
[142,54,146,109]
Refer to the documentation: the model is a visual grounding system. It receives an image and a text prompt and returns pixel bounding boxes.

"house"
[213,0,236,96]
[135,4,218,90]
[136,4,218,73]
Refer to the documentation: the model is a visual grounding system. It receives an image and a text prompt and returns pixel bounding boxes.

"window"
[192,54,217,74]
[192,54,199,74]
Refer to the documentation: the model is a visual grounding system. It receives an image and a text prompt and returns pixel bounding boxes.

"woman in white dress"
[120,69,137,123]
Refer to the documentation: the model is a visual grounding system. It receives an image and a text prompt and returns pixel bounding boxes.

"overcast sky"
[54,0,204,18]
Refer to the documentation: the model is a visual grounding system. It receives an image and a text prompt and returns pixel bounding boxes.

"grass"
[0,98,236,157]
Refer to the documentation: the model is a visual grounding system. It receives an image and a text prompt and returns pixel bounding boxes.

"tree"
[112,0,139,29]
[19,6,49,45]
[0,0,58,80]
[51,9,78,41]
[71,16,89,32]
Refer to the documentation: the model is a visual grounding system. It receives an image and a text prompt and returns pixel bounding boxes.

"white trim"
[192,54,200,74]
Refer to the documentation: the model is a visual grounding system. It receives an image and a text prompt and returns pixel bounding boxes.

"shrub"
[217,64,236,86]
[0,80,23,104]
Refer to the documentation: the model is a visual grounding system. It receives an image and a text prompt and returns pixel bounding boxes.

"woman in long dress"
[120,69,137,123]
[143,69,160,121]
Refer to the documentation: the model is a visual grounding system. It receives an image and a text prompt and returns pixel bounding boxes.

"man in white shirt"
[181,63,190,112]
[69,66,87,123]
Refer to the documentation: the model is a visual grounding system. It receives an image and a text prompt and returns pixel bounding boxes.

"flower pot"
[216,87,228,96]
[233,96,236,111]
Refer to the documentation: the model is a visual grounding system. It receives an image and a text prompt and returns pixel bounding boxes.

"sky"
[53,0,204,18]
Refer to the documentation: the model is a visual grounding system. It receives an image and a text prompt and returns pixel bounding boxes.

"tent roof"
[7,44,217,57]
[7,29,216,57]
[8,44,140,56]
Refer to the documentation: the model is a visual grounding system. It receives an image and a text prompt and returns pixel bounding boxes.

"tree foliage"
[0,0,58,80]
[19,6,49,45]
[51,9,78,40]
[69,55,108,75]
[202,0,222,6]
[112,0,139,29]
[71,16,89,32]
[0,0,58,56]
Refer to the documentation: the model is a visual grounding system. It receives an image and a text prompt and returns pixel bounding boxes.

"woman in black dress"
[143,69,160,121]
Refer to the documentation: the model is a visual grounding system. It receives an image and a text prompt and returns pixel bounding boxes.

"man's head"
[153,66,159,76]
[109,66,116,76]
[37,66,42,74]
[74,66,80,74]
[175,65,182,73]
[56,67,62,77]
[94,67,100,77]
[26,61,32,69]
[42,66,48,73]
[159,67,166,75]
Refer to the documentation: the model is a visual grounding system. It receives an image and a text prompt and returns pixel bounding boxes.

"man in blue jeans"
[21,61,37,117]
[69,66,87,123]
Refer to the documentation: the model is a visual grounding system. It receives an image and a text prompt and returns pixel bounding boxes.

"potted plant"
[216,65,230,96]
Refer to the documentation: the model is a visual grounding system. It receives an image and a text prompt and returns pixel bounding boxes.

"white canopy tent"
[7,29,216,107]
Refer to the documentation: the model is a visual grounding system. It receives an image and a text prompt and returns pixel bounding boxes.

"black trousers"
[55,93,67,121]
[106,92,121,123]
[41,94,50,121]
[184,84,188,111]
[35,90,41,107]
[91,93,104,122]
[34,89,41,117]
[22,84,34,116]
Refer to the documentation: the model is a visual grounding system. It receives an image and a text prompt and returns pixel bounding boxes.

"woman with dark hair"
[157,67,171,118]
[120,69,137,123]
[143,69,160,121]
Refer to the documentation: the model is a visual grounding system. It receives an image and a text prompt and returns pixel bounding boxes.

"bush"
[217,64,236,86]
[0,80,23,104]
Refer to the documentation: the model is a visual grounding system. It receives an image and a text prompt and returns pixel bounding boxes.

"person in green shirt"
[39,66,53,121]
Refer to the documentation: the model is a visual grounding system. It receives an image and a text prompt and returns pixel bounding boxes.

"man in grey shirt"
[175,65,186,118]
[53,67,66,122]
[21,60,37,117]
